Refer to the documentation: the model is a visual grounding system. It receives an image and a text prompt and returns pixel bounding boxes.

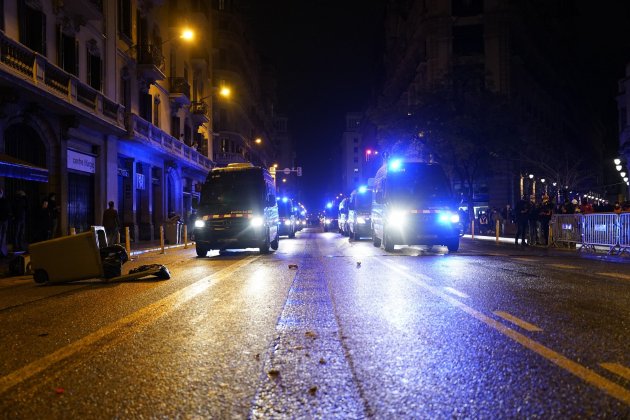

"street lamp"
[254,137,262,145]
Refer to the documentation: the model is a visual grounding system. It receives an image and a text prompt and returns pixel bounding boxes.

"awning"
[0,154,48,182]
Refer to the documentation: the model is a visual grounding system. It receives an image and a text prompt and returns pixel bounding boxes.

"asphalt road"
[0,228,628,418]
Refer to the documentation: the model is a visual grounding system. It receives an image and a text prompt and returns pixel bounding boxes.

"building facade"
[369,0,606,209]
[616,63,630,201]
[0,0,276,249]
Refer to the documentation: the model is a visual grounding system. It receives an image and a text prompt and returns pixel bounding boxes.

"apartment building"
[0,0,276,247]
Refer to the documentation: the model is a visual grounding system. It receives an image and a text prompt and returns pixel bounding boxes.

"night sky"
[246,1,630,212]
[245,0,385,211]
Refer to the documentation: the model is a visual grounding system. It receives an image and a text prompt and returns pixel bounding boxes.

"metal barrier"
[618,213,630,255]
[581,213,619,254]
[550,214,583,248]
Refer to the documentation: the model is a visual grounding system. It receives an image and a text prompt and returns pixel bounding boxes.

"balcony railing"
[213,152,248,165]
[169,77,191,98]
[0,31,124,129]
[126,113,213,171]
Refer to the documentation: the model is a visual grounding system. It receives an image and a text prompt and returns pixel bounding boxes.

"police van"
[194,163,279,256]
[371,159,460,252]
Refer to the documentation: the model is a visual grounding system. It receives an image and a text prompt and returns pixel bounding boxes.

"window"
[171,116,181,139]
[118,0,132,39]
[0,0,4,31]
[19,2,46,55]
[121,71,131,111]
[58,29,78,76]
[453,25,484,56]
[354,138,358,143]
[87,50,102,91]
[153,97,160,127]
[452,0,483,17]
[139,91,152,122]
[353,147,358,153]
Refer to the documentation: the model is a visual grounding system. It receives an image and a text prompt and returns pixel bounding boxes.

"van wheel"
[33,269,49,284]
[196,244,208,257]
[259,230,271,254]
[447,239,460,252]
[270,235,279,250]
[384,231,395,252]
[372,233,381,247]
[289,228,295,239]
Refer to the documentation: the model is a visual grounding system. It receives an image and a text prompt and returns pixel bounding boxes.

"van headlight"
[284,220,291,226]
[438,212,460,224]
[388,209,407,227]
[194,220,205,228]
[357,216,367,224]
[250,216,264,227]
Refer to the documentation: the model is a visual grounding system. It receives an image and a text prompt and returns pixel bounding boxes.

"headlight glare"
[357,216,366,224]
[194,220,205,228]
[388,209,407,227]
[250,216,264,227]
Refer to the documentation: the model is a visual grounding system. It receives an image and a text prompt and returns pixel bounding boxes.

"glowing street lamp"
[614,158,621,165]
[254,137,262,144]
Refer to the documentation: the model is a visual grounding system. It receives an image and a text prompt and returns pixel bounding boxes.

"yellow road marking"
[494,311,543,332]
[513,258,535,262]
[596,272,630,281]
[377,259,630,406]
[443,287,469,299]
[0,257,258,395]
[547,264,580,270]
[601,363,630,381]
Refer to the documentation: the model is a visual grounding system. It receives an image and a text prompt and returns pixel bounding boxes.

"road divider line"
[0,257,258,395]
[443,287,469,299]
[596,272,630,281]
[376,259,630,406]
[547,264,580,270]
[600,363,630,381]
[493,311,543,332]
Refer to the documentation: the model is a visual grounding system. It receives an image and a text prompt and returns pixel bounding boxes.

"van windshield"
[354,192,372,211]
[387,164,453,205]
[200,170,264,213]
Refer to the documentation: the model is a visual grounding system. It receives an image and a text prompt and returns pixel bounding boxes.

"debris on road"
[288,264,298,269]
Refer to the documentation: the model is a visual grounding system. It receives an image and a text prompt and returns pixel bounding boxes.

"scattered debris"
[37,333,49,337]
[305,331,317,339]
[288,264,298,269]
[54,387,65,395]
[319,358,327,365]
[356,261,361,267]
[308,386,318,396]
[268,369,280,379]
[294,345,304,351]
[254,353,260,361]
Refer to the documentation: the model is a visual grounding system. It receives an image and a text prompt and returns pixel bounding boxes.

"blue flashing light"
[358,185,368,194]
[282,197,288,203]
[389,159,403,171]
[326,202,333,209]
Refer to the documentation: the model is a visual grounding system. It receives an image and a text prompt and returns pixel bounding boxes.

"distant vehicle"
[194,163,279,256]
[338,197,350,236]
[277,197,297,238]
[347,185,373,240]
[371,159,460,252]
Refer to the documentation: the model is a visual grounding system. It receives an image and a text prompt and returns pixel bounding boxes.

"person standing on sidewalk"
[514,196,530,246]
[102,201,119,246]
[538,195,553,246]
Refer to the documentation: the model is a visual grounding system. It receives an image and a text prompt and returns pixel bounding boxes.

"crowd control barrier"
[551,213,630,256]
[550,214,582,247]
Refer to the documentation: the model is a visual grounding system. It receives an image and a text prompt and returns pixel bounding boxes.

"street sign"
[283,168,291,175]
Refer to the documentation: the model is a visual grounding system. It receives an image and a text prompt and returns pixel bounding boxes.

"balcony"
[136,45,165,83]
[0,31,124,132]
[126,113,213,173]
[190,101,209,125]
[169,77,191,109]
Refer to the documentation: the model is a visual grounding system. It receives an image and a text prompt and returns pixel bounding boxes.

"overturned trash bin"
[29,226,170,284]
